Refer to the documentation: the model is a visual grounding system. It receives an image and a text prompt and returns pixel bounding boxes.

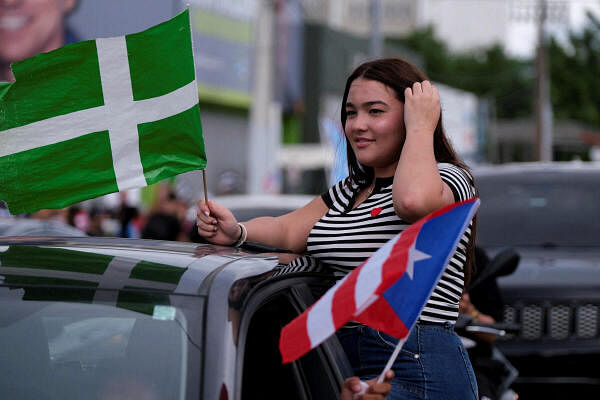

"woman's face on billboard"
[0,0,77,64]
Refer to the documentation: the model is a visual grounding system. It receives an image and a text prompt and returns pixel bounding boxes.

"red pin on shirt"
[370,207,382,217]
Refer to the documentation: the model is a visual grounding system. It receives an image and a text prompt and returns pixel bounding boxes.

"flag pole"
[202,169,209,205]
[189,3,208,210]
[377,336,406,383]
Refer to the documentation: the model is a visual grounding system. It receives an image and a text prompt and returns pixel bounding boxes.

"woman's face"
[345,78,405,178]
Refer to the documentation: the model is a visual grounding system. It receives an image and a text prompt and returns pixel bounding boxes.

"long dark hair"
[340,57,477,286]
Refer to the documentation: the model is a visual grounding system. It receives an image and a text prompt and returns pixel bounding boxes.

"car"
[0,236,351,400]
[192,194,315,222]
[473,162,600,397]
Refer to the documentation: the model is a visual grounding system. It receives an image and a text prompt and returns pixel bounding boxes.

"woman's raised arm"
[392,81,454,222]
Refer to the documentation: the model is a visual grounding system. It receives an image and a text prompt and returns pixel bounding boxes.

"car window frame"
[234,274,353,400]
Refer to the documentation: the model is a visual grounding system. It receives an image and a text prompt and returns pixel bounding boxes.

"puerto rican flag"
[279,198,480,363]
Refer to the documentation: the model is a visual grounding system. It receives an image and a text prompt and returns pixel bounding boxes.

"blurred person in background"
[66,205,89,232]
[141,212,181,241]
[0,201,9,217]
[119,203,141,238]
[160,190,189,226]
[140,183,191,241]
[116,189,141,238]
[0,0,79,82]
[86,207,106,236]
[30,207,66,222]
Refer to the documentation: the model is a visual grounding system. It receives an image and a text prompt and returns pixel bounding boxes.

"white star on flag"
[405,243,431,279]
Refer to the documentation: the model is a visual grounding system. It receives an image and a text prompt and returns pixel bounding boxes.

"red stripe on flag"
[279,312,311,364]
[331,262,361,328]
[380,236,409,291]
[355,295,409,338]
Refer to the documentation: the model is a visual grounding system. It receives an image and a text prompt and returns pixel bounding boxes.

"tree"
[388,27,535,119]
[549,12,600,127]
[391,14,600,129]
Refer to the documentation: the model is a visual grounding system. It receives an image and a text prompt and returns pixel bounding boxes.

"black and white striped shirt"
[306,163,476,324]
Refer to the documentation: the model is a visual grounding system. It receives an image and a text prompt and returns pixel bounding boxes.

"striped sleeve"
[438,163,475,202]
[271,256,324,277]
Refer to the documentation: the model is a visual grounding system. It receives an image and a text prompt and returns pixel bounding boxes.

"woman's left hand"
[403,80,441,137]
[339,370,394,400]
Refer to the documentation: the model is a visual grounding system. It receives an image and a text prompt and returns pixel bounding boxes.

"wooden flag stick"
[377,336,406,383]
[202,170,209,206]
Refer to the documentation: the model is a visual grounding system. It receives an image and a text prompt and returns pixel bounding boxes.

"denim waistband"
[418,320,446,326]
[342,319,450,329]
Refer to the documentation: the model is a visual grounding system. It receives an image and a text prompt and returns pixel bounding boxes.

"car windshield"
[476,171,600,247]
[0,288,203,400]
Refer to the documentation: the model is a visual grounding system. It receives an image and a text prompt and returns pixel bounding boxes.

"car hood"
[0,236,285,296]
[491,246,600,296]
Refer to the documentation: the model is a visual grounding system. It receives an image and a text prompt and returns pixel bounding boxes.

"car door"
[236,275,352,400]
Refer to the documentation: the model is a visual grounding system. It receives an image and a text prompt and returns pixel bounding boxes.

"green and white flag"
[0,10,206,215]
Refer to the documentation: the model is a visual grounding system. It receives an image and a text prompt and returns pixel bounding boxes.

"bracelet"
[233,223,247,247]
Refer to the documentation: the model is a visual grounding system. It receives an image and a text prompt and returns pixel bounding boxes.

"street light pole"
[370,0,383,58]
[248,0,277,194]
[510,0,567,162]
[535,0,553,162]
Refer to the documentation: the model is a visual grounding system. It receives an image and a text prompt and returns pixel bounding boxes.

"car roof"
[189,194,317,223]
[209,194,315,210]
[0,236,283,296]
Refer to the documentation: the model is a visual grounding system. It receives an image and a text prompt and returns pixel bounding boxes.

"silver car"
[0,236,350,399]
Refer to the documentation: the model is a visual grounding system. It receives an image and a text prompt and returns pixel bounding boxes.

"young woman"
[196,58,478,400]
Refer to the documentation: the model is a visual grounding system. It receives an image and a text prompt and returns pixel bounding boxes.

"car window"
[241,287,342,400]
[476,172,600,247]
[242,295,306,400]
[0,288,201,400]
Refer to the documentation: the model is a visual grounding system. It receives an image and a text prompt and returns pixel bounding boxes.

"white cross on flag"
[0,10,206,214]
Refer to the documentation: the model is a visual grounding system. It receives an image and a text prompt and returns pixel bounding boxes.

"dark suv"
[474,162,600,397]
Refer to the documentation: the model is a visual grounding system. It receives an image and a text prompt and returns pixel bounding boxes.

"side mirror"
[468,248,520,291]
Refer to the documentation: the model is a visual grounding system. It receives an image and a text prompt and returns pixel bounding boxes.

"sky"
[506,0,600,58]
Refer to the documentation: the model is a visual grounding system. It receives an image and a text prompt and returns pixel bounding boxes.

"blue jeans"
[337,322,479,400]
